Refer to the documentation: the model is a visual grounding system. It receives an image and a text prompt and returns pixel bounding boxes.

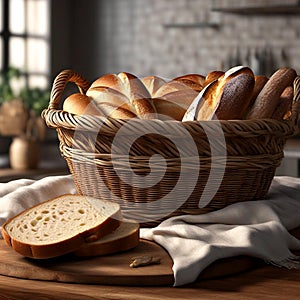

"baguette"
[247,67,297,119]
[73,221,140,257]
[183,66,255,121]
[271,86,294,120]
[1,195,122,259]
[203,70,225,87]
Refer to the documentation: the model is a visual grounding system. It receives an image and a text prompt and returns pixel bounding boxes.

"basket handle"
[291,75,300,124]
[48,70,91,110]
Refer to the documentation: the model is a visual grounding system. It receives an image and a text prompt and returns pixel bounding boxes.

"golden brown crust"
[203,71,225,87]
[154,89,198,120]
[172,74,205,92]
[247,67,297,119]
[141,76,167,97]
[118,72,157,119]
[97,103,137,119]
[73,222,140,257]
[63,93,103,116]
[193,66,255,121]
[86,86,134,114]
[89,73,124,95]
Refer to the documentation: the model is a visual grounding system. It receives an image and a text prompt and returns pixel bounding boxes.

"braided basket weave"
[42,70,300,226]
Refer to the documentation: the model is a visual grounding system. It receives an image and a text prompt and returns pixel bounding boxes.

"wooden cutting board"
[0,238,265,286]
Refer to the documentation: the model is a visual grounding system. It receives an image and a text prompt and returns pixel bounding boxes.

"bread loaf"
[141,76,166,96]
[183,66,255,121]
[63,93,103,116]
[247,67,297,119]
[172,74,205,92]
[203,70,225,87]
[153,89,199,120]
[152,79,200,120]
[1,195,122,259]
[73,221,139,257]
[271,86,294,120]
[87,72,157,119]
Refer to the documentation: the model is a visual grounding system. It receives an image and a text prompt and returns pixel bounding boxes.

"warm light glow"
[0,0,3,32]
[9,0,26,34]
[9,37,26,69]
[27,38,49,73]
[27,0,49,36]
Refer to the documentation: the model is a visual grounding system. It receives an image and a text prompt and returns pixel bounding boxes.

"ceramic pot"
[9,136,40,170]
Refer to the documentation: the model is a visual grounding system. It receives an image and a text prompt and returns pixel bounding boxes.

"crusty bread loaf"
[183,66,255,121]
[153,89,198,120]
[247,67,297,119]
[271,86,294,120]
[203,70,225,87]
[73,221,140,257]
[63,93,103,116]
[152,79,200,120]
[172,74,205,92]
[1,195,122,259]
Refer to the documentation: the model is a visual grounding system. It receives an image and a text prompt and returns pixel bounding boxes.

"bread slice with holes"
[73,220,140,257]
[1,194,122,259]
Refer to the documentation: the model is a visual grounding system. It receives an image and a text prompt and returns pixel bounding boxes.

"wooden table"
[0,259,299,299]
[0,229,299,300]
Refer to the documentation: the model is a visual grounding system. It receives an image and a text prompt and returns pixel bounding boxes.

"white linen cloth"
[0,175,76,233]
[141,176,300,286]
[0,175,300,286]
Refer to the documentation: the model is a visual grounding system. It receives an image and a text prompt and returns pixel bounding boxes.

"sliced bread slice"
[73,221,140,257]
[1,194,121,259]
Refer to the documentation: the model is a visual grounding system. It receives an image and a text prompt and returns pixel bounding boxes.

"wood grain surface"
[0,228,298,299]
[0,238,263,287]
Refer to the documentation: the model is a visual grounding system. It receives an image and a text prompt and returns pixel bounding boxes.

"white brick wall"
[100,0,300,79]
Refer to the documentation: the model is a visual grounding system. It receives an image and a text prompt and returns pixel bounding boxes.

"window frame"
[0,0,51,88]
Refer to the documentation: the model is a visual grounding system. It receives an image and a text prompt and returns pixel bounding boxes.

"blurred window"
[0,0,50,89]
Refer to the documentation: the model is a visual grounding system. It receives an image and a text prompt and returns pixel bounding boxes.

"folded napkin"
[141,176,300,286]
[0,175,76,236]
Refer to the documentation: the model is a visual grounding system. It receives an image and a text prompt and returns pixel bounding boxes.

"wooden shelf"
[164,23,220,29]
[212,4,300,15]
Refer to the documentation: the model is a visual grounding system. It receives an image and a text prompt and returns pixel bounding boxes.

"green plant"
[0,67,22,104]
[0,67,50,115]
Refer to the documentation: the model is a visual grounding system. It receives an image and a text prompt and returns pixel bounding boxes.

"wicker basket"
[42,70,300,226]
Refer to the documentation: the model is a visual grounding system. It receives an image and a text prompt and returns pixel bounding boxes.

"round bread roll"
[247,67,297,119]
[63,93,103,116]
[88,72,157,119]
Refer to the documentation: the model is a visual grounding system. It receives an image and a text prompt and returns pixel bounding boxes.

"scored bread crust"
[141,76,166,97]
[271,86,294,120]
[1,195,122,259]
[247,67,297,119]
[193,66,255,121]
[87,72,157,119]
[153,89,199,120]
[73,221,140,257]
